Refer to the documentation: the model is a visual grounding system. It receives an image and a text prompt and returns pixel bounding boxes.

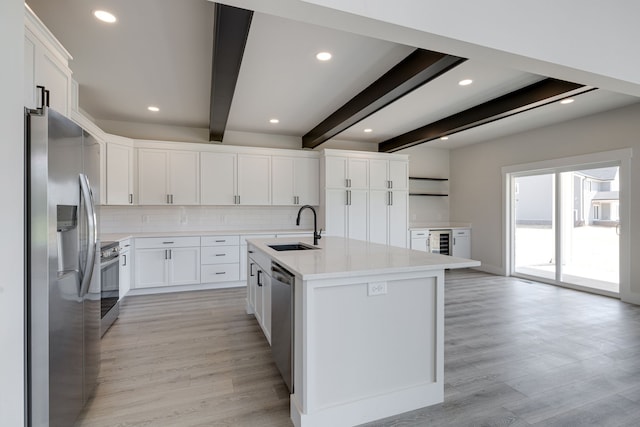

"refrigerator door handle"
[79,173,97,297]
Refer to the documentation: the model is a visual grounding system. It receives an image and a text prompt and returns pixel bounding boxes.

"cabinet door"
[238,154,271,205]
[119,249,131,299]
[247,259,257,313]
[369,159,389,190]
[295,157,320,206]
[138,149,168,205]
[388,191,408,248]
[369,190,389,245]
[452,230,471,258]
[324,189,348,237]
[135,249,169,288]
[38,50,71,116]
[347,190,368,241]
[106,143,134,205]
[255,268,264,325]
[200,152,237,205]
[325,156,348,188]
[262,272,272,343]
[348,158,369,189]
[169,247,201,285]
[272,156,295,205]
[389,160,408,190]
[168,151,199,205]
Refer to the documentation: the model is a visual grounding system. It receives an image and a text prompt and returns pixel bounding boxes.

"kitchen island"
[246,236,480,427]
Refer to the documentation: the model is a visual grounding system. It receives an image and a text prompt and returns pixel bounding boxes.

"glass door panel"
[559,167,619,292]
[513,174,556,280]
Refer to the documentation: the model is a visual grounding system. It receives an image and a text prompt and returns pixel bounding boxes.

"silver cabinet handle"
[257,270,262,286]
[348,178,352,187]
[168,249,172,260]
[347,190,352,206]
[129,193,133,204]
[215,254,225,257]
[215,239,226,243]
[345,178,349,187]
[122,254,127,266]
[237,195,241,204]
[165,250,168,260]
[163,241,174,244]
[170,194,174,204]
[250,262,255,277]
[166,194,170,204]
[390,191,393,206]
[215,271,226,275]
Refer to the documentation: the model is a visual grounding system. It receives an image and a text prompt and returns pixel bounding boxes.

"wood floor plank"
[78,270,640,427]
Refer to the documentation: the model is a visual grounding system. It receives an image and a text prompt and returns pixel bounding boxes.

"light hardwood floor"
[78,270,640,426]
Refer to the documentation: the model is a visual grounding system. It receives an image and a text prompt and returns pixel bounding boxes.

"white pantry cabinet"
[138,149,200,205]
[134,237,201,288]
[24,5,73,115]
[322,150,408,246]
[106,143,134,205]
[272,156,320,206]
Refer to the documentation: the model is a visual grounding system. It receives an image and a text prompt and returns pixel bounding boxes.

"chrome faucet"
[296,205,322,246]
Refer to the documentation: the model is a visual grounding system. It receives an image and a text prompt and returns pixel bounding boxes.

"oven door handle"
[101,256,120,269]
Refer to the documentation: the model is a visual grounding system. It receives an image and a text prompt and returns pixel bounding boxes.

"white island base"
[246,237,480,427]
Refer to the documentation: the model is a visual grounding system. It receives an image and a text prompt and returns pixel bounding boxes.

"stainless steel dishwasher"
[271,262,294,392]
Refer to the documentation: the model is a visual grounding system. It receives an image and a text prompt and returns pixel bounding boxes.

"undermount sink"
[268,243,319,252]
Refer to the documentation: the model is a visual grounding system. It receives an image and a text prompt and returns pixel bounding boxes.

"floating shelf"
[409,177,448,181]
[409,193,448,197]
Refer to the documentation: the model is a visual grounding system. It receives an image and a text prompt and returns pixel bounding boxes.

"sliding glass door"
[511,165,620,294]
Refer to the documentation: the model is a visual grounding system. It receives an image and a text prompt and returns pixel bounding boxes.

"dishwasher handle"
[271,262,294,286]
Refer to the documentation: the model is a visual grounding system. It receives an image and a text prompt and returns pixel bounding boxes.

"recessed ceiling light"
[440,136,449,141]
[93,10,117,23]
[147,106,159,112]
[560,98,574,104]
[269,118,279,124]
[458,79,473,86]
[364,128,373,133]
[316,52,332,61]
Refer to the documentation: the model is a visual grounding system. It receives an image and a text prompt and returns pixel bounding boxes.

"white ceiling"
[26,0,640,150]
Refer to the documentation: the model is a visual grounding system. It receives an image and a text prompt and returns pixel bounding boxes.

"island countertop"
[246,236,480,280]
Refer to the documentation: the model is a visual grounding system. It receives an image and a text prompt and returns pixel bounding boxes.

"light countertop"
[246,236,480,280]
[409,223,471,230]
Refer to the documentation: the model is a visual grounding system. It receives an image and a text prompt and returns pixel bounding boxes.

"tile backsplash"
[100,205,315,234]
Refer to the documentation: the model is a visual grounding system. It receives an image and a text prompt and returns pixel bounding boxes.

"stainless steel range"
[100,241,120,336]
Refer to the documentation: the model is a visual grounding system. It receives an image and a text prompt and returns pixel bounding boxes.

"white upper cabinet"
[24,5,73,115]
[138,149,199,205]
[237,154,271,205]
[325,156,368,189]
[168,151,200,205]
[272,156,319,206]
[369,159,408,190]
[201,152,237,205]
[106,143,134,205]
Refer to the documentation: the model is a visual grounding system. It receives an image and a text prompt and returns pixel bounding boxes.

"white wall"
[400,145,450,225]
[0,0,25,424]
[449,102,640,303]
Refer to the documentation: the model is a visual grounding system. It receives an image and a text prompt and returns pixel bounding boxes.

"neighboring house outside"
[515,167,619,227]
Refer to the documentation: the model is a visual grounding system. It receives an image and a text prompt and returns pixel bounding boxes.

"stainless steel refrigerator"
[26,104,101,427]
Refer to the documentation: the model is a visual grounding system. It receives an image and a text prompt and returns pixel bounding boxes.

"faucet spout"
[296,205,321,246]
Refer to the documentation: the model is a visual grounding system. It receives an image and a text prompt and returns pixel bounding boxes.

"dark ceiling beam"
[302,49,466,149]
[379,78,596,152]
[209,4,253,142]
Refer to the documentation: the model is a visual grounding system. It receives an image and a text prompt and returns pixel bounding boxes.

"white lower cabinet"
[134,237,201,289]
[119,239,132,299]
[452,228,471,258]
[247,244,272,343]
[201,235,240,283]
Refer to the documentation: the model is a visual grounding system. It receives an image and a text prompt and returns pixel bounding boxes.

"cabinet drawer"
[201,263,240,283]
[410,230,429,238]
[135,236,200,249]
[453,229,470,237]
[201,235,240,246]
[201,246,240,264]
